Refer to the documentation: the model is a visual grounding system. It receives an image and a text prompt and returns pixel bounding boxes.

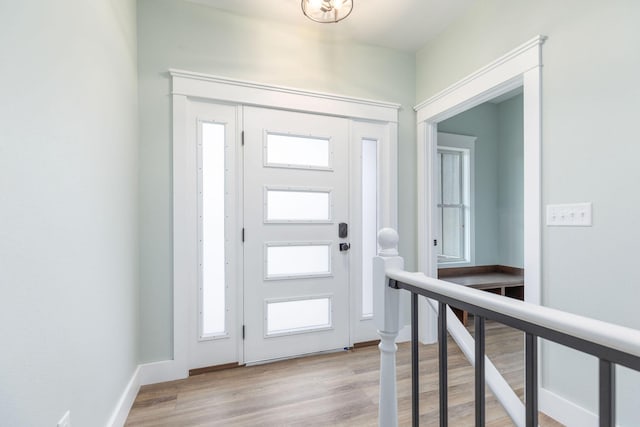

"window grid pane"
[437,147,468,263]
[442,206,463,259]
[441,151,461,205]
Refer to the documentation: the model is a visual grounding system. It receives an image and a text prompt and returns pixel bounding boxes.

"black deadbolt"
[339,222,348,238]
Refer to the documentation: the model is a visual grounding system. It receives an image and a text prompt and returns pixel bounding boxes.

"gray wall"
[0,0,139,425]
[497,94,524,268]
[438,94,524,268]
[439,103,500,266]
[417,1,640,424]
[137,0,416,362]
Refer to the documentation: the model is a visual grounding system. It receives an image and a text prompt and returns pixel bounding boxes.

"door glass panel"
[267,298,331,335]
[201,122,226,337]
[265,133,330,169]
[266,189,331,222]
[361,138,377,317]
[266,244,331,279]
[437,206,443,256]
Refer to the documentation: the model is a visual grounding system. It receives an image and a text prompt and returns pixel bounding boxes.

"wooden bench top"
[444,272,524,290]
[438,265,524,290]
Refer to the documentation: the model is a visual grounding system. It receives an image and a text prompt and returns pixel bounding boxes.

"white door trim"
[168,71,399,382]
[170,69,400,123]
[415,35,545,343]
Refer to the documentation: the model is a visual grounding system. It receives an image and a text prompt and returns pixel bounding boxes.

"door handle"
[339,243,351,252]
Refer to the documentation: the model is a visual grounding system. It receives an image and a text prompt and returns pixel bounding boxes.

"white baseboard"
[106,366,141,427]
[396,324,412,343]
[105,360,188,426]
[138,359,187,386]
[539,387,597,427]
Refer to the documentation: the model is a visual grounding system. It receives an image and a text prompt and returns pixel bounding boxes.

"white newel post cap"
[377,228,399,257]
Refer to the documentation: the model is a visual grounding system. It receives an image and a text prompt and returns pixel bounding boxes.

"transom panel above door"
[243,107,350,364]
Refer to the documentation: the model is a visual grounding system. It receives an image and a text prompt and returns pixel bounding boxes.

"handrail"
[374,228,640,427]
[387,269,640,368]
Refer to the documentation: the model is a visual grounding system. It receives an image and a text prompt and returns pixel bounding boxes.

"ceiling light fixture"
[301,0,353,23]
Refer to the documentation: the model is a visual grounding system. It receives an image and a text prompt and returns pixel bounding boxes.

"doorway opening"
[415,35,544,343]
[436,88,525,325]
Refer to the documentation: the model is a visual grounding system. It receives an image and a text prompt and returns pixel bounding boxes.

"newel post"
[374,228,403,427]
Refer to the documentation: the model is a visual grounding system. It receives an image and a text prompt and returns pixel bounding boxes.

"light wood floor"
[126,320,563,426]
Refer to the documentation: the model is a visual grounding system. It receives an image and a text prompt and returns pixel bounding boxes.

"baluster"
[438,301,448,427]
[525,333,538,427]
[475,315,485,427]
[412,292,419,427]
[599,360,615,427]
[374,228,403,427]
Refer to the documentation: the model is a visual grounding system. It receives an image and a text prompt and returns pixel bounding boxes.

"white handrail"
[386,269,640,358]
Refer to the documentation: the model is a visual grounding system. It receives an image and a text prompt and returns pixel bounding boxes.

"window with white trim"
[437,147,471,264]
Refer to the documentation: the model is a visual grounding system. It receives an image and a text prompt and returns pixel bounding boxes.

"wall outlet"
[546,203,592,226]
[57,410,71,427]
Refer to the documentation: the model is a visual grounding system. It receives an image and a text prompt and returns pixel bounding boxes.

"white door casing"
[415,35,544,343]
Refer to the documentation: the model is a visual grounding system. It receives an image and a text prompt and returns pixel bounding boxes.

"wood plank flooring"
[126,320,563,426]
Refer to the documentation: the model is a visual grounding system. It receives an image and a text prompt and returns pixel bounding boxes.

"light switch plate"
[546,203,592,226]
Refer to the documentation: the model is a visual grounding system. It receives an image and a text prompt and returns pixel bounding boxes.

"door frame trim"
[171,69,400,122]
[171,70,399,379]
[415,35,545,343]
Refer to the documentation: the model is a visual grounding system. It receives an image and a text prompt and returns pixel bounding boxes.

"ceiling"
[186,0,475,52]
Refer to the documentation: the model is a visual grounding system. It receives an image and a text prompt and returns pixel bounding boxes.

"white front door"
[243,107,351,364]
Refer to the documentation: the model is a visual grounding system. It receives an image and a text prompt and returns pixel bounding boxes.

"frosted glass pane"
[441,152,461,205]
[266,133,330,168]
[436,207,443,256]
[437,152,443,204]
[267,189,330,221]
[442,207,462,259]
[267,298,331,335]
[361,138,377,317]
[201,122,226,336]
[266,245,330,278]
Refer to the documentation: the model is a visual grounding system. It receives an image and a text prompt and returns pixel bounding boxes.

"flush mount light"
[301,0,354,23]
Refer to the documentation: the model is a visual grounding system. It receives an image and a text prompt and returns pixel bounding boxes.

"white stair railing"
[374,228,640,427]
[427,299,525,425]
[373,227,524,426]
